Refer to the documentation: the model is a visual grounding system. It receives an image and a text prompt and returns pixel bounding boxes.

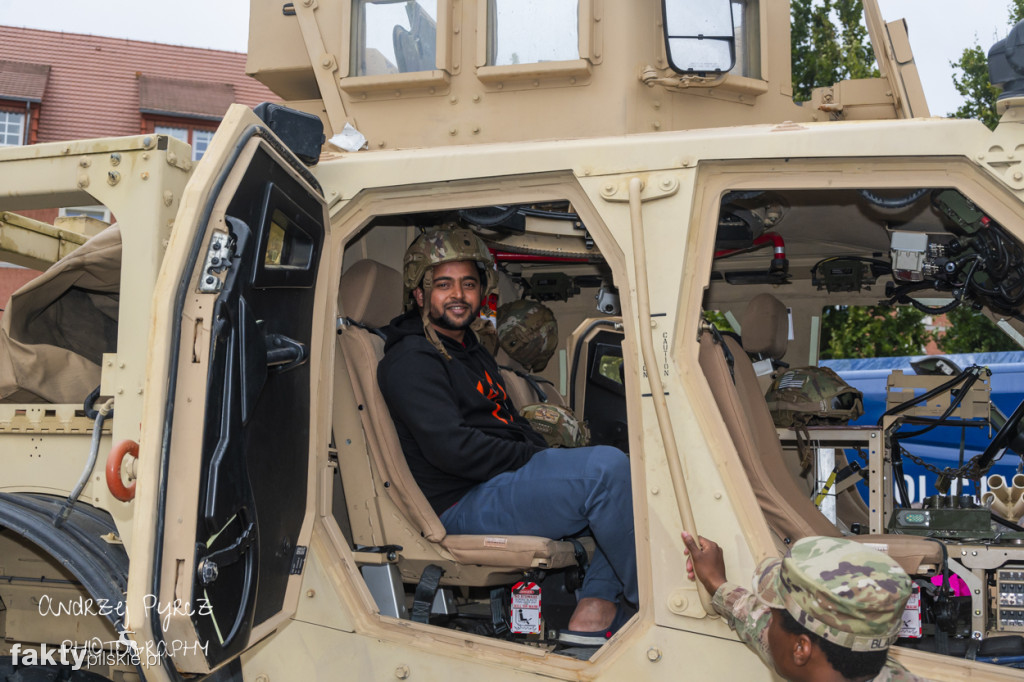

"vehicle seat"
[741,292,788,392]
[740,293,870,529]
[698,327,940,575]
[336,260,579,581]
[0,225,120,404]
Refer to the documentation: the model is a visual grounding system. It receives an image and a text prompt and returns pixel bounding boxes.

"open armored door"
[568,318,628,452]
[134,105,330,674]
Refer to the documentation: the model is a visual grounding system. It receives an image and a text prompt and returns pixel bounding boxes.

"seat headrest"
[742,293,788,360]
[340,260,402,328]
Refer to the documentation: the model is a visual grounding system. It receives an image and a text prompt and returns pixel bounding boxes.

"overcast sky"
[0,0,1015,118]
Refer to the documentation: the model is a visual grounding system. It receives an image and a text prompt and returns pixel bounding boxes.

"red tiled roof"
[138,75,235,120]
[0,26,278,142]
[0,60,50,102]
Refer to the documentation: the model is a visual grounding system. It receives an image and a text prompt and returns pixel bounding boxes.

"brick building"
[0,25,277,312]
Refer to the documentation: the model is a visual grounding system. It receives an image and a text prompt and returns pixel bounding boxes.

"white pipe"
[984,490,1012,519]
[990,474,1011,505]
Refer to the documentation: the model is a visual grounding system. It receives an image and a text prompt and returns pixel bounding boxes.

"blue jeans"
[439,446,637,605]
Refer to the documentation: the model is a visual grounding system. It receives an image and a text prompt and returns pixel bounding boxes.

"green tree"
[820,305,931,359]
[702,310,736,333]
[949,0,1024,128]
[933,307,1019,354]
[791,0,879,102]
[950,45,1003,128]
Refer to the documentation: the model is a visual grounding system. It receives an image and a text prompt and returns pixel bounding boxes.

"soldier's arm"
[682,532,775,669]
[712,582,775,670]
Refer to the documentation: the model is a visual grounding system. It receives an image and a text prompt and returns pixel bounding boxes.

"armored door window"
[486,0,578,66]
[351,0,438,76]
[730,0,760,78]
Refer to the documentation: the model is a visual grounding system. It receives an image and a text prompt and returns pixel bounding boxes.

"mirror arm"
[640,65,728,90]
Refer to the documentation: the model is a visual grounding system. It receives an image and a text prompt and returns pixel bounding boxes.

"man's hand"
[682,531,728,596]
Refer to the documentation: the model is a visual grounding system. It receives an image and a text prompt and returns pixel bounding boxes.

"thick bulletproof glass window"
[598,354,624,386]
[487,0,578,66]
[730,0,760,78]
[351,0,438,76]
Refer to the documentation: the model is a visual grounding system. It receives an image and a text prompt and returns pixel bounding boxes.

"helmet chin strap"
[419,269,453,361]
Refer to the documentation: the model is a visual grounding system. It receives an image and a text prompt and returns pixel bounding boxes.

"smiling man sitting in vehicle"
[377,227,637,645]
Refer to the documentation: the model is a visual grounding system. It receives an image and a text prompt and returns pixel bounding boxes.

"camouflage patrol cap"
[520,403,590,448]
[496,300,558,372]
[754,536,911,652]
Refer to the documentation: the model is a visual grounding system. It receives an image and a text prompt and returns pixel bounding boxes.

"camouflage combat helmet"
[519,403,590,448]
[753,536,912,652]
[765,366,864,428]
[496,300,558,372]
[403,226,497,305]
[403,226,497,358]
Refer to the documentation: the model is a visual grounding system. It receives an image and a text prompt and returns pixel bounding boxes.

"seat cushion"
[851,536,943,575]
[442,534,579,569]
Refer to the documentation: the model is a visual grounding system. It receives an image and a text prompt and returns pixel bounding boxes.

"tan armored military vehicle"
[4,0,1024,679]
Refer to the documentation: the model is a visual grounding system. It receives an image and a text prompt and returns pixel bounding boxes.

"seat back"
[739,293,869,528]
[699,329,836,544]
[341,330,449,542]
[742,293,789,362]
[338,259,447,541]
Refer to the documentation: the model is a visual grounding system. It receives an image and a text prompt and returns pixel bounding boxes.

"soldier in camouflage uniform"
[682,532,927,681]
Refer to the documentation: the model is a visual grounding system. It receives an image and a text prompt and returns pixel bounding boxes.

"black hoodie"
[377,311,547,514]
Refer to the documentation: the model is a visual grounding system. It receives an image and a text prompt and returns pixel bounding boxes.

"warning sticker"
[898,584,922,639]
[510,581,542,635]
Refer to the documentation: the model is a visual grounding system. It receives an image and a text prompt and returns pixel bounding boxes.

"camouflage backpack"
[520,403,590,448]
[765,366,864,428]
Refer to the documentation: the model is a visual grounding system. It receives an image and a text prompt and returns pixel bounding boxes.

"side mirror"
[662,0,736,75]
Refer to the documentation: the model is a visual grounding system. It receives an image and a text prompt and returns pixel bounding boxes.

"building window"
[154,124,215,161]
[193,130,214,160]
[0,110,25,146]
[155,125,188,143]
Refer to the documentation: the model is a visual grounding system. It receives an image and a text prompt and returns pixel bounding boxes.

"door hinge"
[199,230,235,294]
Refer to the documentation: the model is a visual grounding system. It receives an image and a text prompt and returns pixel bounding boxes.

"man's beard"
[429,299,480,331]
